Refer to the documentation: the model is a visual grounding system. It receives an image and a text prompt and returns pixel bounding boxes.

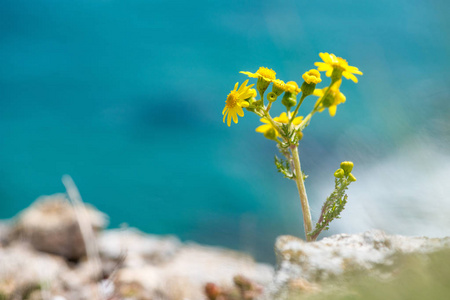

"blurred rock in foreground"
[0,194,273,300]
[269,230,450,300]
[2,195,450,300]
[12,194,108,260]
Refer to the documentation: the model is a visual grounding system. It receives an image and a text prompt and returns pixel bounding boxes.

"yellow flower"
[302,69,322,84]
[313,79,346,117]
[285,81,301,94]
[255,112,303,136]
[223,80,255,126]
[314,53,363,83]
[240,67,276,82]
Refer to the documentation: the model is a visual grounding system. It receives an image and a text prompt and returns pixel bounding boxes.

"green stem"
[289,94,307,125]
[264,111,286,142]
[290,146,313,241]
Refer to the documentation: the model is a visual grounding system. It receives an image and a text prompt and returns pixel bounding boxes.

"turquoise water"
[1,0,449,262]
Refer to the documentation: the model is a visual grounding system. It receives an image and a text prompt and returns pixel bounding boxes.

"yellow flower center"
[333,57,349,71]
[226,91,239,108]
[256,67,276,80]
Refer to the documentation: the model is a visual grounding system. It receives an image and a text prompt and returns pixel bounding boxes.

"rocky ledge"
[1,194,449,300]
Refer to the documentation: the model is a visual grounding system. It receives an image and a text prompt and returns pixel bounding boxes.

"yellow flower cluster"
[222,53,362,128]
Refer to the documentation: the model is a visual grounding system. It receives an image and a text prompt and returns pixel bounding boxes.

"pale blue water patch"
[1,0,449,263]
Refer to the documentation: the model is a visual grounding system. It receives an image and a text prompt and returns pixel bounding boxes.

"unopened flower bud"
[297,131,303,141]
[267,92,278,103]
[340,161,354,174]
[264,128,277,140]
[334,168,345,178]
[257,78,270,96]
[301,69,321,97]
[348,173,357,182]
[272,79,286,96]
[281,92,297,110]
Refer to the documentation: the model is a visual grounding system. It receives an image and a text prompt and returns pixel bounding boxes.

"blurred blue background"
[1,0,449,263]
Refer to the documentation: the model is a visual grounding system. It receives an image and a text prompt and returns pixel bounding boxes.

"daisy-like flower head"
[313,79,346,117]
[223,80,256,126]
[240,67,276,82]
[285,81,301,94]
[302,69,322,84]
[255,112,303,137]
[314,53,363,83]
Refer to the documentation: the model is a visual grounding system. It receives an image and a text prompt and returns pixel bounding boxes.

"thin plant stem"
[289,94,307,125]
[290,146,313,241]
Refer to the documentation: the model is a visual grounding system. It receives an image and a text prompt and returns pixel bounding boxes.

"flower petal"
[240,71,258,78]
[293,116,303,125]
[231,111,238,124]
[313,88,324,97]
[236,106,244,117]
[343,71,358,83]
[256,124,271,133]
[329,105,337,117]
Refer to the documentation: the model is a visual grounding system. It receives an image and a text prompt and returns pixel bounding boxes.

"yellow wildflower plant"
[313,79,346,117]
[223,53,362,241]
[315,52,363,83]
[222,80,256,126]
[240,67,276,82]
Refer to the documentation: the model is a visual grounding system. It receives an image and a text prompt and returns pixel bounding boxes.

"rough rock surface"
[98,228,182,268]
[13,193,108,260]
[1,196,273,300]
[268,230,450,299]
[0,221,11,246]
[114,242,273,300]
[0,242,68,299]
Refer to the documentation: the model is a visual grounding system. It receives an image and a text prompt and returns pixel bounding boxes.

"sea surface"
[1,0,449,263]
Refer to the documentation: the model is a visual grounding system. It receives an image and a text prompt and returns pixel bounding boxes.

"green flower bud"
[340,161,354,174]
[348,173,357,182]
[257,77,270,96]
[264,128,277,141]
[300,69,321,97]
[272,79,286,96]
[281,92,297,110]
[334,168,345,178]
[300,81,316,97]
[297,131,303,141]
[267,92,278,103]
